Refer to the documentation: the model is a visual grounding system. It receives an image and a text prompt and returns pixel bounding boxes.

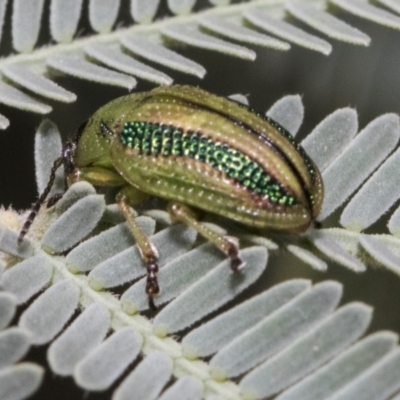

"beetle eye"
[100,121,113,137]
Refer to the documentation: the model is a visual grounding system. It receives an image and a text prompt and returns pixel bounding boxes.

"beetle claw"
[231,256,245,273]
[148,296,157,311]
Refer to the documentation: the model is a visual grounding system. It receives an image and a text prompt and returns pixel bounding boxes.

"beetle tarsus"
[146,262,160,309]
[146,262,159,292]
[225,238,244,273]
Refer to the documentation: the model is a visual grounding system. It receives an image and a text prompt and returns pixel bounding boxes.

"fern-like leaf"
[2,91,400,399]
[0,0,399,128]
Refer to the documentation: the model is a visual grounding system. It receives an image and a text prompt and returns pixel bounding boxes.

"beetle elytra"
[19,85,323,307]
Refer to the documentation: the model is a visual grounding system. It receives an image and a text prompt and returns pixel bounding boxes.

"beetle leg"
[67,169,157,306]
[116,189,159,309]
[168,202,244,272]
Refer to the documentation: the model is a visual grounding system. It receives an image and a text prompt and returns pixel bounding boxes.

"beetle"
[19,85,324,307]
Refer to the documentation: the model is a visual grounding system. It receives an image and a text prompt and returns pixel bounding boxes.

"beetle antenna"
[18,156,64,245]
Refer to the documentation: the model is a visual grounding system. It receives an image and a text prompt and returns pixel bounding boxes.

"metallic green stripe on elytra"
[120,121,296,206]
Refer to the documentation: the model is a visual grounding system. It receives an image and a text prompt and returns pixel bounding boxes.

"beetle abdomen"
[120,121,295,207]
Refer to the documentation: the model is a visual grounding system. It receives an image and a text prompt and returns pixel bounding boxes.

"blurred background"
[0,1,400,398]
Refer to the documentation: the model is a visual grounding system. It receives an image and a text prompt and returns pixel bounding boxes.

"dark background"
[1,1,400,399]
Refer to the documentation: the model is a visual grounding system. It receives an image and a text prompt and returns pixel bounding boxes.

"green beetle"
[20,85,323,306]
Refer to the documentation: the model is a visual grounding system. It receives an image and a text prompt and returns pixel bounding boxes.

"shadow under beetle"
[19,85,324,308]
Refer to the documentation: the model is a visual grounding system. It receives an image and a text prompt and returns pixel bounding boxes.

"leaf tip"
[89,277,104,291]
[210,366,227,382]
[182,344,198,360]
[122,300,139,315]
[153,323,169,338]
